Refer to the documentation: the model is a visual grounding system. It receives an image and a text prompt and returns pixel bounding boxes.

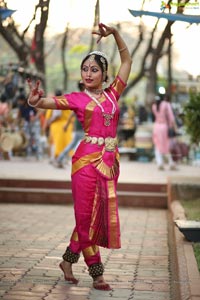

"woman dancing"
[27,23,132,290]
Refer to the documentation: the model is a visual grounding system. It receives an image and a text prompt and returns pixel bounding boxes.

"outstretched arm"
[92,23,132,83]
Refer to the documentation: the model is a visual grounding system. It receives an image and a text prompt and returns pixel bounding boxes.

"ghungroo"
[88,263,104,278]
[62,247,80,264]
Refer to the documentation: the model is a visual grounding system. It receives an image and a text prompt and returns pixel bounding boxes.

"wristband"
[27,98,39,107]
[118,47,127,52]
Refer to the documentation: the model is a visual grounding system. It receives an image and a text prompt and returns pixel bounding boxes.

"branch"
[125,17,159,95]
[90,0,100,52]
[22,3,39,38]
[61,24,69,91]
[131,24,144,57]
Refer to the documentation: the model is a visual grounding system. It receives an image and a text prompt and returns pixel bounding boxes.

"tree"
[61,24,69,91]
[90,0,100,52]
[0,0,50,90]
[124,0,191,110]
[184,93,200,145]
[58,0,100,92]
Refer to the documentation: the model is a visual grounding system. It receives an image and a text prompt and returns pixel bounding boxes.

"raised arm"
[27,79,57,109]
[92,23,132,83]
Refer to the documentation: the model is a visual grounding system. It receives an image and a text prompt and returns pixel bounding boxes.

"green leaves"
[184,93,200,145]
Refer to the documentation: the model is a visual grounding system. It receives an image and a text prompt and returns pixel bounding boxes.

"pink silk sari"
[53,76,126,264]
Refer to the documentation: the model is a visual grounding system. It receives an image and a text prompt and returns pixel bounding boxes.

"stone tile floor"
[0,204,171,300]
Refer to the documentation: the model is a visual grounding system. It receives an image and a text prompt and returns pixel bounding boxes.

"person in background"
[0,94,11,159]
[54,111,84,168]
[43,89,74,163]
[27,23,132,291]
[138,103,148,124]
[0,94,10,127]
[16,94,43,159]
[152,94,177,170]
[54,83,85,168]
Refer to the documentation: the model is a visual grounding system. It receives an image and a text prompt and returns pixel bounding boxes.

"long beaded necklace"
[85,89,116,126]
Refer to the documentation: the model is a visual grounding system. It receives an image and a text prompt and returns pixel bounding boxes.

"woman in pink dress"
[27,23,132,290]
[152,95,177,170]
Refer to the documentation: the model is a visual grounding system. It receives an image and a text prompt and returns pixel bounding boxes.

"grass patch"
[181,198,200,272]
[181,198,200,221]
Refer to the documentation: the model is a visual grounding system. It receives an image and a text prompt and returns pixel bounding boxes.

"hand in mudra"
[92,23,115,43]
[27,79,44,107]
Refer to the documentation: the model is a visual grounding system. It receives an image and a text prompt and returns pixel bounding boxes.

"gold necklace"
[87,88,103,95]
[85,89,116,126]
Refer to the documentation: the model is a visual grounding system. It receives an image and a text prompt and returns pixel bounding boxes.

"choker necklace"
[86,88,103,95]
[85,89,116,126]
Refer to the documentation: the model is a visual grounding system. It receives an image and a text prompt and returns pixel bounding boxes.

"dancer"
[27,23,132,290]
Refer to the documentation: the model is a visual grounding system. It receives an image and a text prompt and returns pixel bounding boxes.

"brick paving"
[0,203,171,300]
[1,157,199,299]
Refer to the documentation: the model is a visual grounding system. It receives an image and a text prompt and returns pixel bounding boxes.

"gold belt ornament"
[84,135,118,152]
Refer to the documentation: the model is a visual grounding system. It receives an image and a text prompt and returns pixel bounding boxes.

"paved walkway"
[0,157,199,299]
[0,204,170,300]
[0,156,200,183]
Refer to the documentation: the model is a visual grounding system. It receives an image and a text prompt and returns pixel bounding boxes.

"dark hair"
[0,93,7,102]
[16,94,26,102]
[78,81,85,91]
[155,94,164,111]
[80,53,108,82]
[55,89,62,96]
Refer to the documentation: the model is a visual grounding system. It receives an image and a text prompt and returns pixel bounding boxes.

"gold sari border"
[53,95,69,110]
[82,245,99,259]
[72,151,101,175]
[107,180,121,249]
[71,230,78,242]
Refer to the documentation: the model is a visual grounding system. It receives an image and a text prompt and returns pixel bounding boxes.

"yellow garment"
[45,109,73,157]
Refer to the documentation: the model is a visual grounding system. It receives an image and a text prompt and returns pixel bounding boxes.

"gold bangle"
[118,47,127,53]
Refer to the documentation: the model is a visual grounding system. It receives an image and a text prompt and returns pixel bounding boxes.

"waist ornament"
[84,135,118,152]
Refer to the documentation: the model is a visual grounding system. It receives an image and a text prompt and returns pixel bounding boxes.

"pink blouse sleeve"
[53,95,70,110]
[53,92,81,111]
[107,76,127,102]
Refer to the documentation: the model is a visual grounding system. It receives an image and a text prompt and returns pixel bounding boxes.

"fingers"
[27,78,32,90]
[92,23,110,43]
[32,80,40,96]
[92,31,102,43]
[39,90,44,97]
[96,35,103,43]
[27,79,42,97]
[92,24,104,43]
[99,23,114,35]
[98,23,105,36]
[92,29,100,35]
[36,80,40,89]
[27,78,41,88]
[99,23,106,31]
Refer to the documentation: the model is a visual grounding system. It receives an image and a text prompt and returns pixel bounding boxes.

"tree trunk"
[61,25,69,91]
[166,28,172,100]
[0,0,50,91]
[125,0,190,108]
[30,0,50,90]
[90,0,100,52]
[145,21,173,110]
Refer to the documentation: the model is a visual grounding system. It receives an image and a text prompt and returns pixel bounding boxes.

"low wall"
[167,176,200,300]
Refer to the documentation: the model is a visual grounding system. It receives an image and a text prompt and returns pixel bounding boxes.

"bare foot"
[93,275,112,291]
[59,260,78,284]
